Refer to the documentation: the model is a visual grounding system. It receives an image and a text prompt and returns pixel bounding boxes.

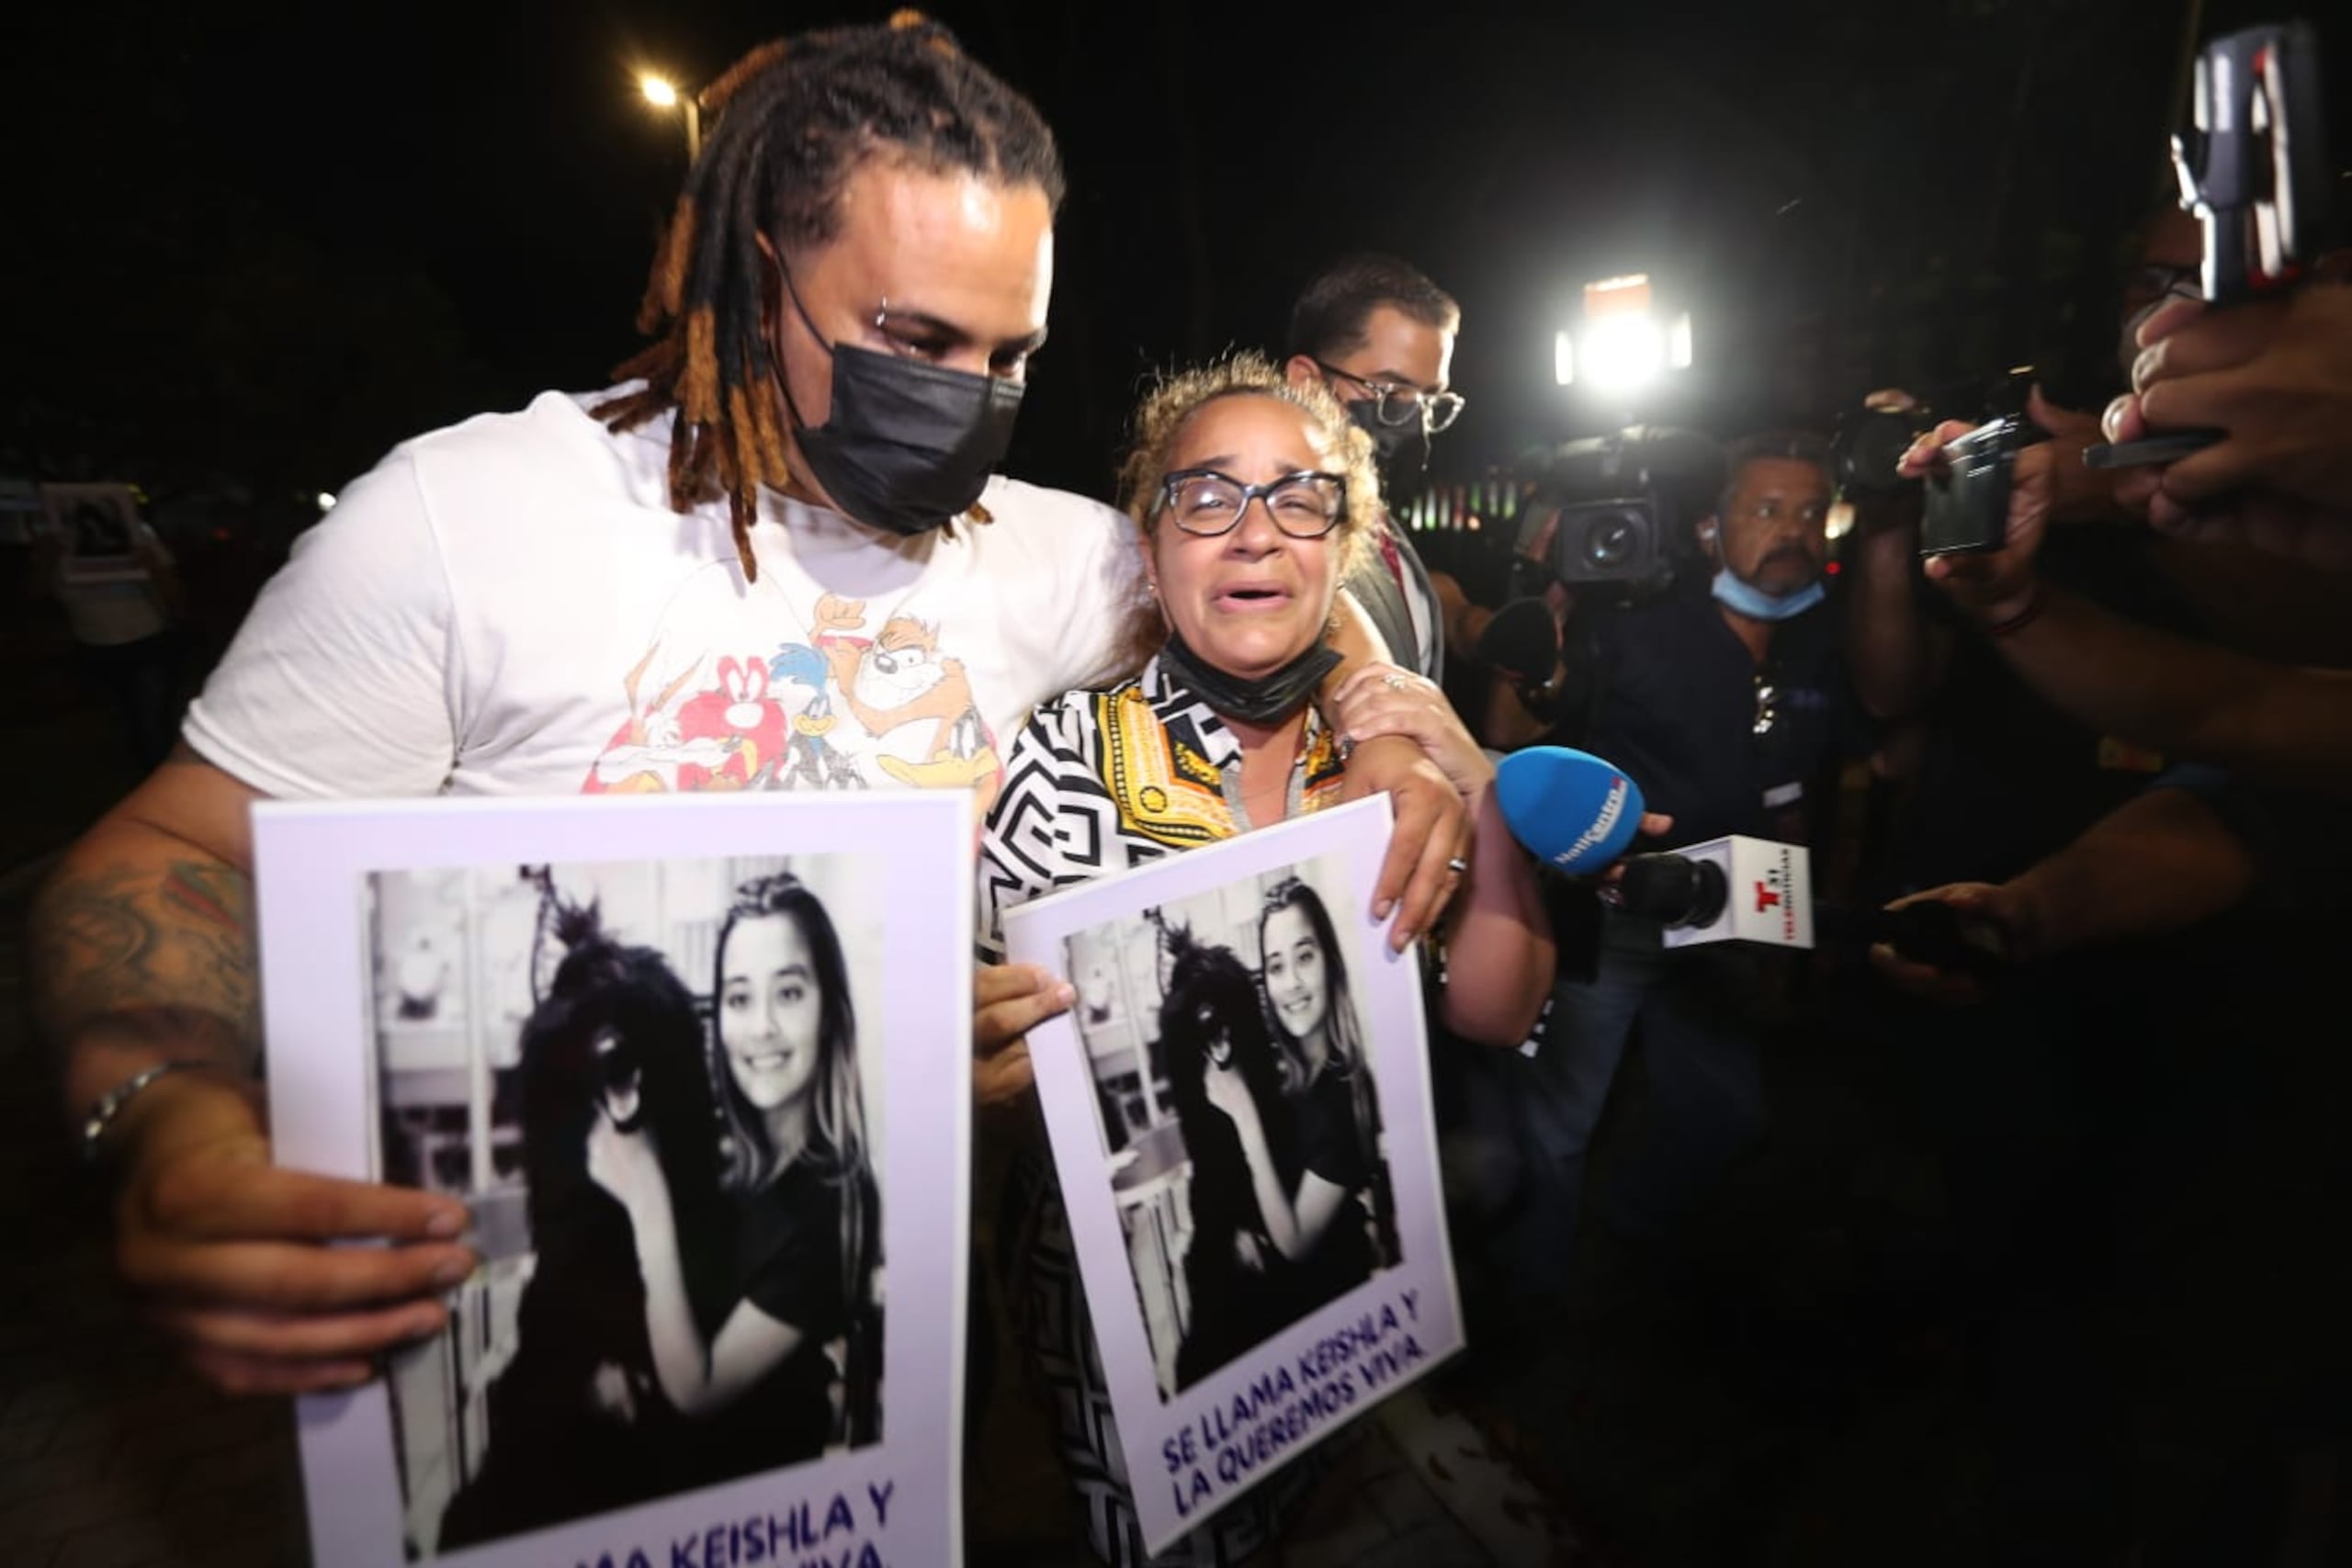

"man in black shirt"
[1490,433,1863,1287]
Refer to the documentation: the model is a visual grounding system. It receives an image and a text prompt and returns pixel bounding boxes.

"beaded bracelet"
[80,1060,219,1167]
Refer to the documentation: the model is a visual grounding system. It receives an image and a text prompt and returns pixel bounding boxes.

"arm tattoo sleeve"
[29,859,261,1078]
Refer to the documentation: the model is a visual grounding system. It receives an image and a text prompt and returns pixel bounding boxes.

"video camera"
[1829,400,1937,502]
[1510,425,1725,592]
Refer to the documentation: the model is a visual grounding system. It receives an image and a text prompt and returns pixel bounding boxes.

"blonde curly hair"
[1116,352,1383,575]
[1098,353,1386,679]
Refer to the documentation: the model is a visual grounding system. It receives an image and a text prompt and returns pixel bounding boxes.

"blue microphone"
[1494,746,1646,874]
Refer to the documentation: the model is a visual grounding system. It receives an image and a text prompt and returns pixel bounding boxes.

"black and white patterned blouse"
[978,654,1348,961]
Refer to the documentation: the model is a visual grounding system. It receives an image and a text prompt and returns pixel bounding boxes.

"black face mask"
[1159,632,1340,727]
[774,266,1023,536]
[1343,399,1431,503]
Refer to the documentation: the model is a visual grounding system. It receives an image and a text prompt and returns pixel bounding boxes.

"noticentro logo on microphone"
[1556,775,1628,868]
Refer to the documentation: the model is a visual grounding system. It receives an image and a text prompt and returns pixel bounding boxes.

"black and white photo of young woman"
[367,857,884,1559]
[1060,855,1396,1402]
[1250,876,1397,1319]
[604,872,883,1487]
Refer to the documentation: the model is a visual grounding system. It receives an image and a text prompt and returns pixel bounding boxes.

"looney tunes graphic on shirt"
[582,566,1001,816]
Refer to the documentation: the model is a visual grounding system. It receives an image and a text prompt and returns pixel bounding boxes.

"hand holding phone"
[1874,898,2009,978]
[1919,414,2030,557]
[1865,886,2025,1005]
[2085,19,2333,470]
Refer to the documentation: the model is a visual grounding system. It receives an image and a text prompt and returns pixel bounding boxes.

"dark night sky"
[8,0,2343,505]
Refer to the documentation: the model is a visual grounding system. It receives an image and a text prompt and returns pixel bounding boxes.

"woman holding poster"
[977,354,1555,1564]
[590,872,882,1484]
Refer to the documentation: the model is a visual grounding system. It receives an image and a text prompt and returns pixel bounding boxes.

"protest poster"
[254,790,971,1568]
[1001,796,1464,1558]
[38,481,153,583]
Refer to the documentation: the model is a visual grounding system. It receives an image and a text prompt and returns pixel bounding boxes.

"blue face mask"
[1712,568,1825,622]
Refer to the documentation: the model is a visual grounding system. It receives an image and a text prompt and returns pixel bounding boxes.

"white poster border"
[254,789,972,1568]
[1003,795,1464,1557]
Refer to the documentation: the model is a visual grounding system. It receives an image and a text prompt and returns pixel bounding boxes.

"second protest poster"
[1003,796,1463,1558]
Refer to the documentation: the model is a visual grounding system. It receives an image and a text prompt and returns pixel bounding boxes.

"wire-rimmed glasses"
[1312,362,1465,432]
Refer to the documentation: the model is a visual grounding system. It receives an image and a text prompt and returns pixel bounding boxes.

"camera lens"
[1583,512,1639,568]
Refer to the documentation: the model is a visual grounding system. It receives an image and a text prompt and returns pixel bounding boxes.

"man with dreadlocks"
[34,10,1464,1422]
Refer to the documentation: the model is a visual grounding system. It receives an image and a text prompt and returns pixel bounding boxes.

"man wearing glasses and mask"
[1283,254,1468,683]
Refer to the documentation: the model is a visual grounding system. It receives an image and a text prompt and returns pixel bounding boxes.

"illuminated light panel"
[1577,314,1666,390]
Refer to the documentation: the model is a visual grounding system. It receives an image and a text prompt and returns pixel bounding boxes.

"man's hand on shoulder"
[1342,735,1472,952]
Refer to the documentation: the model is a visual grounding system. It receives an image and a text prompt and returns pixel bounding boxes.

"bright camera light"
[639,74,680,107]
[1557,275,1691,393]
[1578,315,1666,391]
[316,491,337,512]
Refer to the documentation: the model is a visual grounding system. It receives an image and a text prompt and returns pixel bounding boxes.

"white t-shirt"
[185,389,1148,813]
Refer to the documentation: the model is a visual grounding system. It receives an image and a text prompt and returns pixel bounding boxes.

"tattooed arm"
[31,747,476,1394]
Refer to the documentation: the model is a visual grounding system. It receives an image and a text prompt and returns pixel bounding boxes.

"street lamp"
[639,72,700,164]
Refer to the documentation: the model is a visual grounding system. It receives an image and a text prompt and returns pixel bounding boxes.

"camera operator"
[1545,432,1859,848]
[1490,432,1869,1288]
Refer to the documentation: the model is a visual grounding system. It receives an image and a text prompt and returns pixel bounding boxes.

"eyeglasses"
[1312,362,1465,433]
[1157,468,1348,538]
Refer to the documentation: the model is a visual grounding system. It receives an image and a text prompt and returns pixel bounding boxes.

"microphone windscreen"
[1494,746,1646,873]
[1476,599,1560,680]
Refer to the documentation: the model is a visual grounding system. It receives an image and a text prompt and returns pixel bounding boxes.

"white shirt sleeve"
[1045,495,1149,697]
[182,449,464,799]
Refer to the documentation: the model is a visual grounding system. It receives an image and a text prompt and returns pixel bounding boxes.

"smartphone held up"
[2086,17,2335,470]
